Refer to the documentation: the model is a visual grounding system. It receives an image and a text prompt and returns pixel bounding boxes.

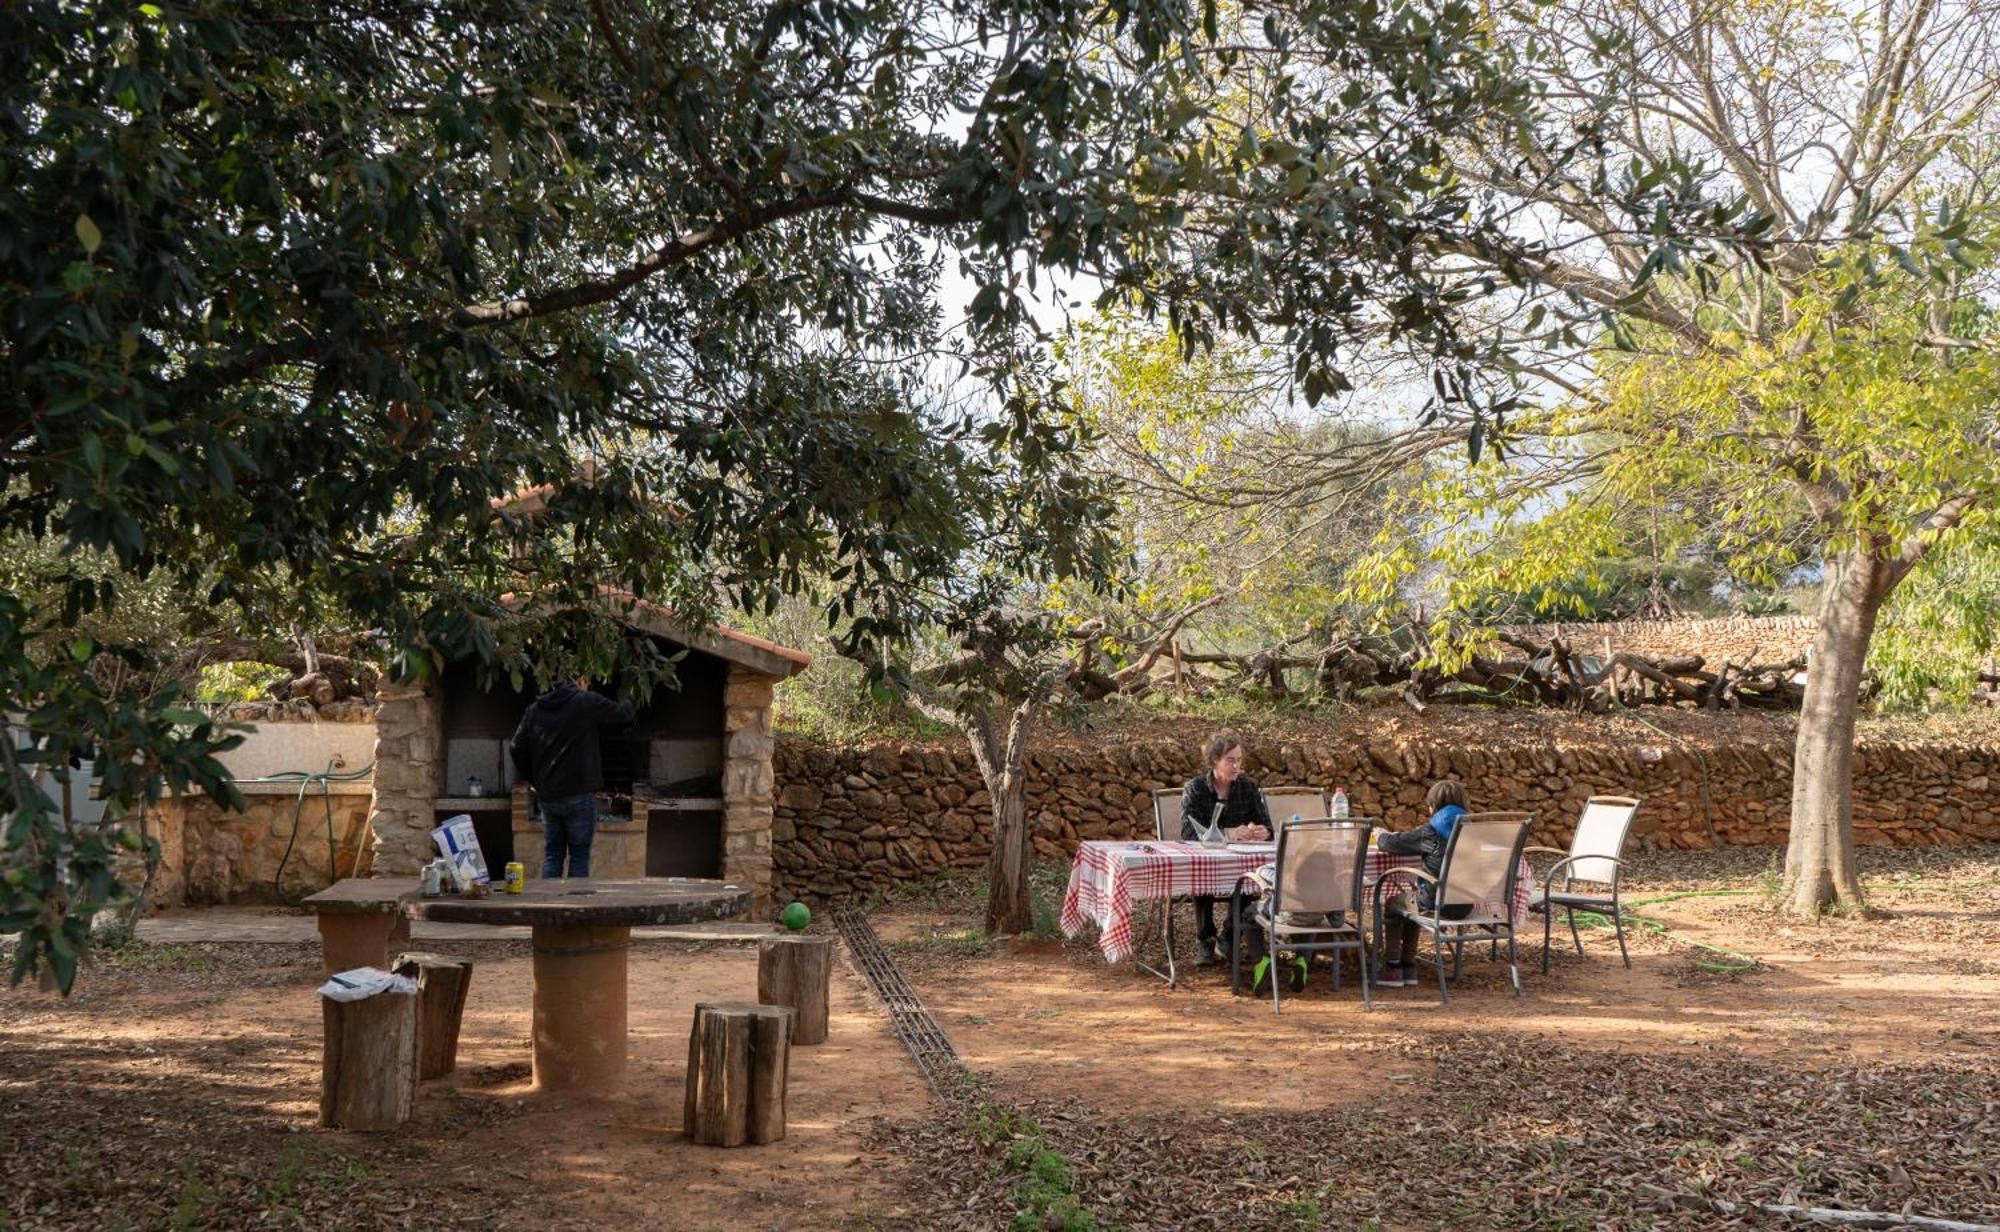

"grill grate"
[834,907,965,1101]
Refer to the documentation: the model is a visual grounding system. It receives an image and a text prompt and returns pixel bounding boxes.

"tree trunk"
[967,699,1038,936]
[1783,548,1886,917]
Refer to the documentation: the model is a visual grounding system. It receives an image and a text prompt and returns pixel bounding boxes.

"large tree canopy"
[4,0,1712,978]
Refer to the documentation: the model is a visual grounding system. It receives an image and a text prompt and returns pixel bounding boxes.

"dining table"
[304,876,751,1092]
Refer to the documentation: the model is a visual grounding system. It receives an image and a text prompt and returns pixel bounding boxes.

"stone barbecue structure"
[366,606,808,913]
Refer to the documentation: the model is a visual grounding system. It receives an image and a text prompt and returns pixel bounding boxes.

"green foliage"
[1870,524,2000,709]
[193,661,292,704]
[974,1103,1101,1232]
[1459,555,1724,623]
[0,0,1700,985]
[1059,315,1414,657]
[1353,245,2000,675]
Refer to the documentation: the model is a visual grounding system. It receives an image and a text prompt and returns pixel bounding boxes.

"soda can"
[419,859,443,898]
[503,862,526,894]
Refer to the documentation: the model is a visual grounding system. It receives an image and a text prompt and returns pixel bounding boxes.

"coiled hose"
[255,759,378,901]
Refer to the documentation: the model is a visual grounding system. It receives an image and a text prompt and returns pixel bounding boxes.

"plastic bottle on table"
[1331,787,1349,819]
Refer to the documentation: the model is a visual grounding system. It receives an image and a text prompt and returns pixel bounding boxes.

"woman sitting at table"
[1372,779,1471,989]
[1179,730,1271,965]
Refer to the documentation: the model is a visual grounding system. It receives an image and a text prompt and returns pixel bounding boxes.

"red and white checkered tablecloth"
[1059,841,1274,963]
[1060,842,1539,965]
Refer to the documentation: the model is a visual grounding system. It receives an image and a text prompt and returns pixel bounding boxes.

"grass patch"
[168,1162,214,1232]
[973,1104,1105,1232]
[898,925,996,959]
[95,940,218,974]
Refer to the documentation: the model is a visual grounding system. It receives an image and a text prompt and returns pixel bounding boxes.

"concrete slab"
[136,906,780,946]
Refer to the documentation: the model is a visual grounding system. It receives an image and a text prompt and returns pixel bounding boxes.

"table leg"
[531,923,630,1093]
[317,911,410,975]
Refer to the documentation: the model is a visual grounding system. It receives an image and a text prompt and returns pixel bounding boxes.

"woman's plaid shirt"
[1178,773,1271,840]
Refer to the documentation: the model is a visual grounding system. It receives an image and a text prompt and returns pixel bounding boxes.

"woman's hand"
[1227,824,1271,841]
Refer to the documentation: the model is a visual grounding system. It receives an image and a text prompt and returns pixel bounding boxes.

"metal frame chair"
[1526,795,1641,972]
[1263,786,1331,826]
[1233,818,1375,1013]
[1371,812,1534,1004]
[1135,788,1192,986]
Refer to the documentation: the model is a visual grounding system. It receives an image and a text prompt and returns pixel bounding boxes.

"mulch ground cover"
[884,1027,2000,1231]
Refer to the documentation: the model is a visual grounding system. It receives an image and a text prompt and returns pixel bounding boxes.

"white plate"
[1227,842,1276,853]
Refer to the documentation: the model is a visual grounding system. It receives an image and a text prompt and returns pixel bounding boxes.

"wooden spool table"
[306,878,751,1095]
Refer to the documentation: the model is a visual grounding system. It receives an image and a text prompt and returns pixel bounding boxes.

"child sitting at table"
[1372,780,1470,988]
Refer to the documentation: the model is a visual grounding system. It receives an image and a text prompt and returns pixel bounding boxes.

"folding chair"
[1371,812,1534,1004]
[1526,795,1641,971]
[1235,819,1375,1013]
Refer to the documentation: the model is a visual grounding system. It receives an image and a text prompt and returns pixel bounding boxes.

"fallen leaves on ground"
[883,1030,2000,1231]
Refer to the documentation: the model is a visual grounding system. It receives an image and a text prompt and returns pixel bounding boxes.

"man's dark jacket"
[509,683,636,801]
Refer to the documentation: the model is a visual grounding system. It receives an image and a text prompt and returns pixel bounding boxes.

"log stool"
[684,1002,792,1146]
[319,978,418,1130]
[756,935,834,1046]
[392,952,475,1080]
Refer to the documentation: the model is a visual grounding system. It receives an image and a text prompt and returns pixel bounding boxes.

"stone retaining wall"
[770,724,1999,903]
[1500,615,1819,665]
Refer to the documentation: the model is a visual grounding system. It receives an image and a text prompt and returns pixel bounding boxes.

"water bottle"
[467,773,483,798]
[1288,812,1301,837]
[1332,787,1349,819]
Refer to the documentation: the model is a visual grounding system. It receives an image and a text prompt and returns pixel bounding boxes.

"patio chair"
[1371,812,1534,1004]
[1526,795,1641,972]
[1235,818,1375,1014]
[1151,787,1185,843]
[1140,788,1194,983]
[1263,786,1330,826]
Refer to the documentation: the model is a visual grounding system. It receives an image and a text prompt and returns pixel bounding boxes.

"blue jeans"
[539,793,598,879]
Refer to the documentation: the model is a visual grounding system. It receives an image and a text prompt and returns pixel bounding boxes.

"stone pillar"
[722,666,777,915]
[367,681,442,875]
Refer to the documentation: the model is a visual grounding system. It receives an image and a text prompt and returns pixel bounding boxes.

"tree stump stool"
[319,979,418,1130]
[756,935,834,1045]
[392,952,475,1080]
[683,1002,792,1146]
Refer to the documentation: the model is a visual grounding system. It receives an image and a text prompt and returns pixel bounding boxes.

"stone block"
[778,784,822,811]
[725,802,772,835]
[723,761,774,802]
[727,728,775,760]
[723,672,777,710]
[724,704,773,734]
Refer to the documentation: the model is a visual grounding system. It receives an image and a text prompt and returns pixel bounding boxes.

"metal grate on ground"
[834,907,965,1100]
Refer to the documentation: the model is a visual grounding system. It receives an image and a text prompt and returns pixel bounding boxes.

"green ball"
[781,901,811,931]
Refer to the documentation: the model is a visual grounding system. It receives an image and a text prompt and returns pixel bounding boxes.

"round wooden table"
[416,878,751,1093]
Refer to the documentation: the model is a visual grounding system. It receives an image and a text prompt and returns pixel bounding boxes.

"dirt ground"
[0,937,929,1231]
[4,843,1998,1230]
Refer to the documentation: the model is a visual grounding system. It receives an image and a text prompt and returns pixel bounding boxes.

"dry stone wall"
[1499,615,1819,665]
[771,723,2000,903]
[143,785,375,907]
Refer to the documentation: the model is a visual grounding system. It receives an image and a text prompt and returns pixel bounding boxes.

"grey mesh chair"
[1151,788,1185,843]
[1526,795,1641,972]
[1263,786,1330,827]
[1371,812,1534,1004]
[1140,788,1193,984]
[1234,818,1375,1014]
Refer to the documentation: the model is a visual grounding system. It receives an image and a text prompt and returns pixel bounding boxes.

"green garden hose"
[251,760,377,901]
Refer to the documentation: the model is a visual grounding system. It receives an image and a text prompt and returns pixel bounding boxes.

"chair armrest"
[1522,846,1568,858]
[1538,854,1624,891]
[1369,866,1434,910]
